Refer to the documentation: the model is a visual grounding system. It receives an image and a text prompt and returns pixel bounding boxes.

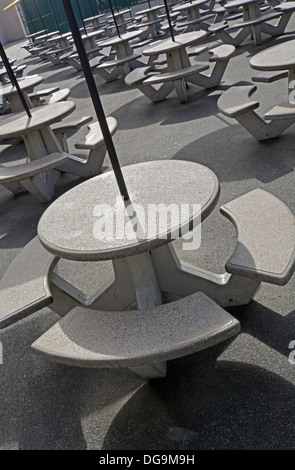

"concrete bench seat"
[217,82,259,118]
[48,88,71,104]
[217,82,295,140]
[187,44,236,88]
[220,189,295,285]
[264,102,295,120]
[208,44,236,62]
[59,51,82,71]
[14,65,27,78]
[95,53,143,82]
[229,11,282,30]
[89,55,110,70]
[124,66,153,86]
[0,152,69,202]
[0,152,68,184]
[31,291,241,374]
[95,53,142,69]
[63,116,118,177]
[130,38,154,49]
[252,70,288,83]
[0,236,56,329]
[143,63,209,85]
[28,87,60,106]
[124,66,174,102]
[51,115,93,152]
[177,13,216,31]
[59,50,75,60]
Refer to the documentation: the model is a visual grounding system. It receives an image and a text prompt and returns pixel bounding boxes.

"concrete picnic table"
[0,75,44,113]
[250,38,295,102]
[36,159,220,376]
[46,33,72,50]
[106,9,133,34]
[142,30,208,102]
[172,0,215,31]
[97,30,146,60]
[135,4,165,36]
[0,101,75,159]
[223,0,278,45]
[81,29,106,53]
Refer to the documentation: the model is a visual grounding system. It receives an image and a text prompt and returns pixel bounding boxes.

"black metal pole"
[32,0,47,31]
[61,0,130,201]
[163,0,175,41]
[76,0,88,34]
[88,0,95,16]
[114,0,119,13]
[0,42,31,117]
[48,0,61,33]
[107,0,121,37]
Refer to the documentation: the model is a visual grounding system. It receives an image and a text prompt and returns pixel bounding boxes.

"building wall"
[0,0,26,44]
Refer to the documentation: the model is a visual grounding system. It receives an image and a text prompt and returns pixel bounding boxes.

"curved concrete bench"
[143,63,210,103]
[14,65,27,78]
[229,11,282,30]
[265,102,295,120]
[0,237,57,329]
[125,66,174,102]
[60,51,82,71]
[188,44,236,88]
[208,20,251,46]
[220,189,295,285]
[95,53,143,82]
[28,86,60,106]
[125,66,153,86]
[57,116,118,177]
[217,82,295,140]
[0,152,69,202]
[217,82,259,117]
[48,88,71,104]
[31,291,241,377]
[51,115,93,153]
[251,70,288,83]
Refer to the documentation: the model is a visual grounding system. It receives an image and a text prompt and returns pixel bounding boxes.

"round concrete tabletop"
[172,0,210,12]
[0,101,76,140]
[35,31,60,41]
[81,30,105,39]
[27,30,46,38]
[106,9,131,19]
[224,0,260,7]
[0,76,44,98]
[38,160,220,261]
[47,33,72,42]
[137,5,164,14]
[250,39,295,71]
[84,14,106,21]
[142,31,207,55]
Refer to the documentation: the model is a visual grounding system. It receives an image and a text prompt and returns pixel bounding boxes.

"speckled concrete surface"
[0,2,295,450]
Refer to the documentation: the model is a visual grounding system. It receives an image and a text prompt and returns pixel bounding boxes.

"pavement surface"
[0,2,295,451]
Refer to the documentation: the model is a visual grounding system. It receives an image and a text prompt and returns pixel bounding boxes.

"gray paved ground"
[0,3,295,450]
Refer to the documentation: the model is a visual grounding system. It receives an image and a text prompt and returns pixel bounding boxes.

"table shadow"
[172,124,295,184]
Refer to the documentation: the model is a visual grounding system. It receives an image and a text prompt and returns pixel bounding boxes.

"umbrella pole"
[33,0,47,31]
[0,42,31,117]
[107,0,121,37]
[48,0,61,33]
[163,0,175,41]
[76,0,88,34]
[61,0,130,201]
[88,0,95,16]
